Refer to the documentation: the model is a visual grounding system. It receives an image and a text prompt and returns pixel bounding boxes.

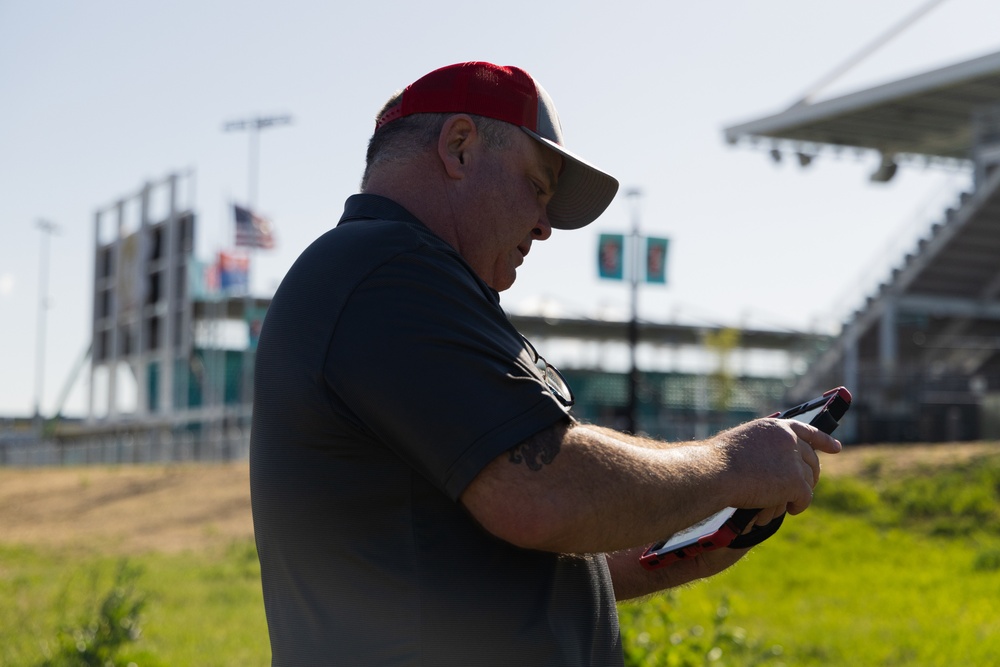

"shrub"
[972,548,1000,572]
[881,462,1000,529]
[814,476,880,514]
[38,559,154,667]
[818,454,1000,536]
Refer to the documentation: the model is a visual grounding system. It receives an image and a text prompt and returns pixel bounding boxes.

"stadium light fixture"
[870,153,898,183]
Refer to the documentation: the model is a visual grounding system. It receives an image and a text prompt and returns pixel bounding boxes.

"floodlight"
[870,153,898,182]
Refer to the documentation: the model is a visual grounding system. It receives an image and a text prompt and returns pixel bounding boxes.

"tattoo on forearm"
[508,434,561,471]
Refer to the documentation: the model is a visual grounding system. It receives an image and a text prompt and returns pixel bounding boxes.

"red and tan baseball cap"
[375,62,619,230]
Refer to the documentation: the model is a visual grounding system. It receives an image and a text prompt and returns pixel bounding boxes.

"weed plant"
[619,591,784,666]
[38,559,153,667]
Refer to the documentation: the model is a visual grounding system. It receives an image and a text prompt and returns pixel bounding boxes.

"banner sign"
[246,305,268,350]
[646,237,669,284]
[598,234,625,280]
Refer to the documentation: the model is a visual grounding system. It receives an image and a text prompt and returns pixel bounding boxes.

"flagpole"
[222,113,292,434]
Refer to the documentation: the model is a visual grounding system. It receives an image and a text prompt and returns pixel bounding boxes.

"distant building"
[726,50,1000,442]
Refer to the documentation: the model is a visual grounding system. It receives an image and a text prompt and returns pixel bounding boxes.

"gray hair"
[360,92,515,190]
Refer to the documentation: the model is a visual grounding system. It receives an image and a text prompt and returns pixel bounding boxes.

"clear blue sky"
[2,0,998,417]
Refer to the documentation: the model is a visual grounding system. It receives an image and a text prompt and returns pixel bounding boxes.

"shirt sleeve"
[323,244,572,500]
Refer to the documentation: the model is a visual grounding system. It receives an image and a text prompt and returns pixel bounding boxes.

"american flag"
[234,204,275,249]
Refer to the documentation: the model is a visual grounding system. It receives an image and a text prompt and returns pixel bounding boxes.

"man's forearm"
[461,417,837,558]
[576,423,695,450]
[605,543,751,600]
[461,422,734,554]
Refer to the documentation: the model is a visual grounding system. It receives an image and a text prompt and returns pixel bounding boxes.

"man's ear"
[438,114,479,179]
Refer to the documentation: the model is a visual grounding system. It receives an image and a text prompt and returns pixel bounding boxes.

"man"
[250,62,840,666]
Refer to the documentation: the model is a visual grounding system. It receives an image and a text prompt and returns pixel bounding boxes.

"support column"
[160,175,179,414]
[108,201,125,419]
[879,299,898,387]
[88,210,100,423]
[842,329,859,443]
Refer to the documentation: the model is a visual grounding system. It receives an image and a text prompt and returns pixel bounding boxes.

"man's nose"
[532,211,553,241]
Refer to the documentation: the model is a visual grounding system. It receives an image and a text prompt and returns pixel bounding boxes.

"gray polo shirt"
[250,194,623,666]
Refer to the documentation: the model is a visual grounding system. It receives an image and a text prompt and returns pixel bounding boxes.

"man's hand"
[713,418,841,526]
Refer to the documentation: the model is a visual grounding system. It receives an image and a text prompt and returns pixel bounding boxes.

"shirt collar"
[338,194,424,226]
[337,193,503,305]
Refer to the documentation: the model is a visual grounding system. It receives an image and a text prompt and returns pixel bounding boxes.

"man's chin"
[493,272,517,293]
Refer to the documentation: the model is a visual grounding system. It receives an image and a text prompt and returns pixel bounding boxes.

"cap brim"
[522,128,619,230]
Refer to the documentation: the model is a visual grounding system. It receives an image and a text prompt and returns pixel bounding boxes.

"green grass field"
[2,451,999,666]
[620,451,1000,666]
[620,510,1000,666]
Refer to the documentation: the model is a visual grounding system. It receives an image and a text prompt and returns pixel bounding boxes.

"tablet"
[638,386,851,570]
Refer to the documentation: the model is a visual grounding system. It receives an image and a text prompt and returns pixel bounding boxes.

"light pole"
[34,219,59,425]
[625,189,643,434]
[222,114,293,210]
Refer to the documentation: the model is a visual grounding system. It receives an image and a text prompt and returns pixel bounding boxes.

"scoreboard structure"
[89,171,196,421]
